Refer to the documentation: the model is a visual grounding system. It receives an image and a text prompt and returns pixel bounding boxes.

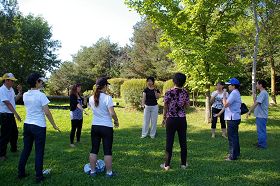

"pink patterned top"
[164,88,189,118]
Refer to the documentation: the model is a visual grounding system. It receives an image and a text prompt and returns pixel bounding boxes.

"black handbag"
[240,103,249,115]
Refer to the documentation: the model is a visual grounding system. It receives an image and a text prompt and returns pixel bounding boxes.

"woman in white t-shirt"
[210,82,228,138]
[88,77,119,178]
[18,73,60,183]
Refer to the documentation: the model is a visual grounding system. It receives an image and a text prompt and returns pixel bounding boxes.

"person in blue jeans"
[18,73,60,183]
[247,80,269,149]
[223,78,242,161]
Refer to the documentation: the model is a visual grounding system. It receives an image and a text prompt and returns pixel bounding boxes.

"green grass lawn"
[0,97,279,185]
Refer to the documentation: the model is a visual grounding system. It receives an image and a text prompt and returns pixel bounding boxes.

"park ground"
[0,96,279,186]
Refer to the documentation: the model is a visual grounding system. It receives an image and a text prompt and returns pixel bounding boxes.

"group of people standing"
[0,71,269,183]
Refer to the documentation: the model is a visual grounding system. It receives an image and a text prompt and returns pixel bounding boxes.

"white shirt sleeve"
[0,88,9,102]
[107,96,114,108]
[88,96,94,108]
[211,91,216,97]
[40,93,50,106]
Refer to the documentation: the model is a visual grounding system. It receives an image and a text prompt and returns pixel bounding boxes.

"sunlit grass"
[0,97,279,185]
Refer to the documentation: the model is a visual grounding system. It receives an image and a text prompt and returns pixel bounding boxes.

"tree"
[252,0,261,99]
[73,37,121,80]
[257,0,280,104]
[121,18,175,81]
[125,0,247,122]
[47,37,121,94]
[46,61,75,95]
[0,0,61,84]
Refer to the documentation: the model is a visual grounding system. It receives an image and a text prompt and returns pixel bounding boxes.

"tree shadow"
[1,123,279,186]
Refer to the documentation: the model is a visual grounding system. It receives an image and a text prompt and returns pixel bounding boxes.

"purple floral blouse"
[164,88,190,118]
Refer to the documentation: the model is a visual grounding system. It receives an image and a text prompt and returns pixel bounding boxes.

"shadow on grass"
[1,124,279,186]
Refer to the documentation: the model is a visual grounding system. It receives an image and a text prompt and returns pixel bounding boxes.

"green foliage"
[45,62,77,96]
[162,79,174,94]
[120,18,175,81]
[120,79,146,108]
[155,80,164,95]
[108,78,127,98]
[0,0,61,85]
[73,37,121,80]
[125,0,248,92]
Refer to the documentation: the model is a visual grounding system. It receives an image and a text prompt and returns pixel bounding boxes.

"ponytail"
[93,85,104,107]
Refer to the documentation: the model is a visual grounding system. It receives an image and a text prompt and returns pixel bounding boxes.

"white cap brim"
[39,77,47,82]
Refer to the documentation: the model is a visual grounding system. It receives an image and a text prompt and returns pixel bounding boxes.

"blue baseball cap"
[225,78,240,85]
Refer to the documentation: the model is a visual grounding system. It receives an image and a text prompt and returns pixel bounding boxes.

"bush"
[155,81,164,95]
[108,78,127,98]
[163,79,174,94]
[121,79,146,108]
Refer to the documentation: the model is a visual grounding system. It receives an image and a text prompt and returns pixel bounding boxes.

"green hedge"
[155,81,164,95]
[121,79,146,108]
[108,78,126,98]
[163,79,174,94]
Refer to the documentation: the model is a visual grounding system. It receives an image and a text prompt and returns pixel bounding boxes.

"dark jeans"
[211,108,226,129]
[227,120,241,160]
[70,119,83,144]
[0,113,18,157]
[165,117,187,166]
[18,124,46,178]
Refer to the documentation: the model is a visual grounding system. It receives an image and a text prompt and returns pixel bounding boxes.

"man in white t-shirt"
[0,73,22,160]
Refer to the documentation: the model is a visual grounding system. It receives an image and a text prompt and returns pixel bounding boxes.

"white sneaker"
[181,163,189,169]
[70,144,76,148]
[140,136,147,139]
[160,163,170,171]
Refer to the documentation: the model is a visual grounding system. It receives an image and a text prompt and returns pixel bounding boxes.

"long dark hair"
[70,83,81,97]
[94,85,105,107]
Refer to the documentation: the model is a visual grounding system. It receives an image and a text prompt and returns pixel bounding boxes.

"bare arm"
[43,105,60,132]
[246,101,259,118]
[108,107,119,128]
[215,107,225,117]
[162,102,168,127]
[3,101,21,122]
[15,85,23,102]
[142,92,146,107]
[223,92,230,108]
[155,90,160,99]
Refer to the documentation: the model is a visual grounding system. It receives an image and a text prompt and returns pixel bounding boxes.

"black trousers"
[211,107,226,129]
[165,117,187,166]
[18,124,46,178]
[0,113,18,157]
[70,119,83,144]
[90,125,113,156]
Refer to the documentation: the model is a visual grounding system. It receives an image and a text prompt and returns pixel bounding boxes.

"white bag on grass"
[84,160,105,174]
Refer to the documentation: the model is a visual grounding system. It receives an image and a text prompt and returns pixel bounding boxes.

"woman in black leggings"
[69,83,86,147]
[161,73,190,171]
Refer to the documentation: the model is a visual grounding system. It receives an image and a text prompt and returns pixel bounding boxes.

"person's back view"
[90,93,114,127]
[87,77,119,178]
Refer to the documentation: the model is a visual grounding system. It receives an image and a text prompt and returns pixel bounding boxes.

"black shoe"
[18,173,29,180]
[11,149,18,153]
[36,176,45,183]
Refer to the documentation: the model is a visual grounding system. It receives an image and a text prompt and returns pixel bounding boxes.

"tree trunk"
[252,0,260,99]
[205,84,211,123]
[270,55,277,104]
